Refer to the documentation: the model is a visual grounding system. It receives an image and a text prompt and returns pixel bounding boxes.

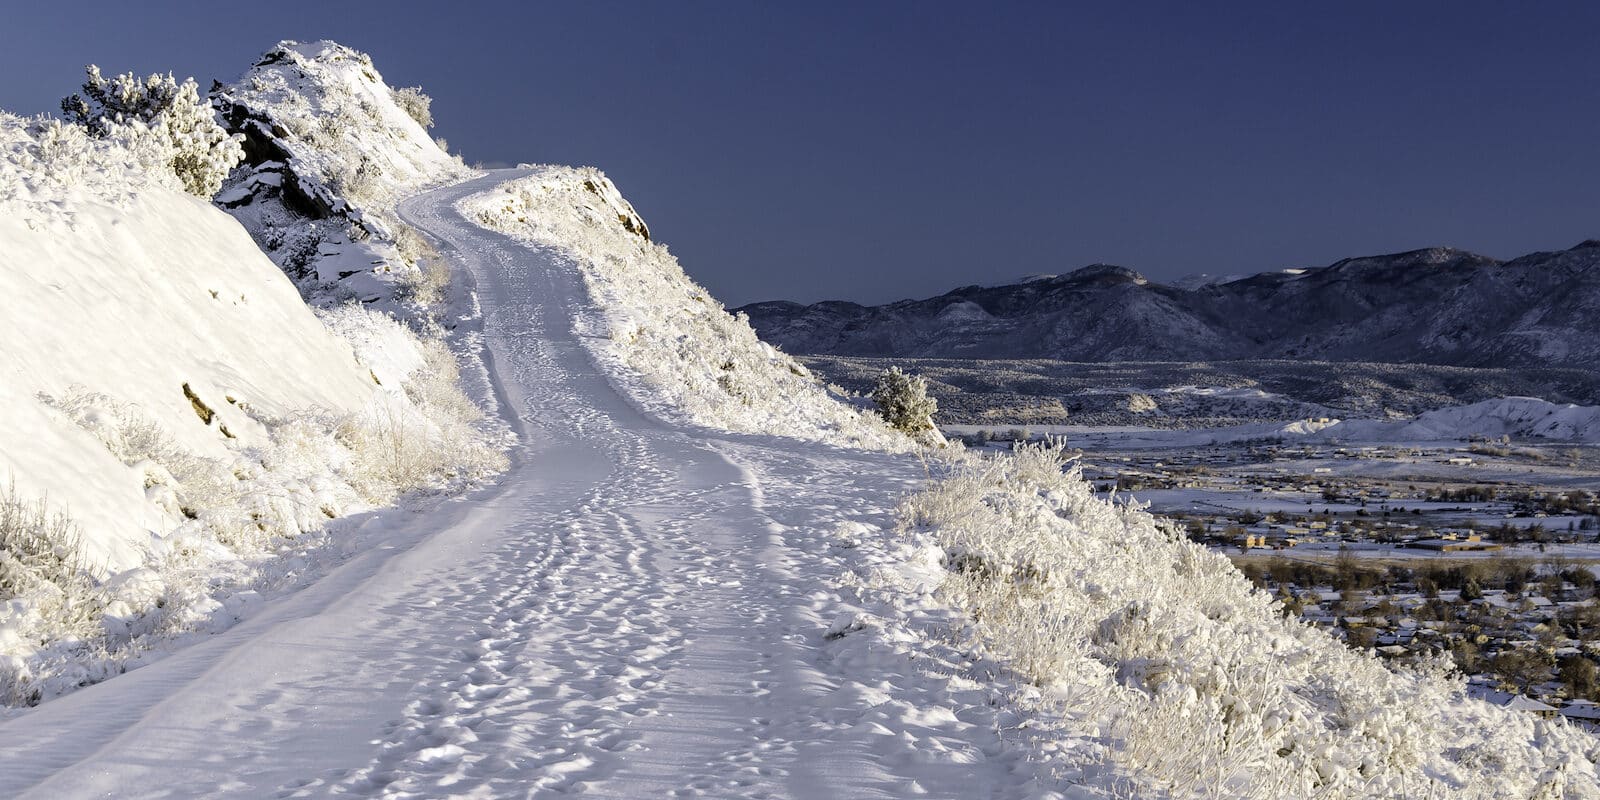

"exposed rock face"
[739,244,1600,369]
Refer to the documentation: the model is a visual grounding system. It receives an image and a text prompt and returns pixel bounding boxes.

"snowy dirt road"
[0,172,1053,799]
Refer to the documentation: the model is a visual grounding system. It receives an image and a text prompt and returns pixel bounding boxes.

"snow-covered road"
[0,172,1046,798]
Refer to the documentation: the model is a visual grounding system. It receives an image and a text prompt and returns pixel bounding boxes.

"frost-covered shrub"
[898,441,1600,798]
[0,112,175,211]
[0,483,105,706]
[393,224,451,307]
[390,86,433,129]
[0,485,99,632]
[61,66,243,198]
[871,366,937,435]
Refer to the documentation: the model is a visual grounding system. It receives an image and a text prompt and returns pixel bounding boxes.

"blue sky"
[4,2,1598,305]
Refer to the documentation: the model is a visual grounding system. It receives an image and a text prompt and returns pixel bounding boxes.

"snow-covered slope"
[0,115,374,573]
[460,167,913,451]
[740,243,1600,368]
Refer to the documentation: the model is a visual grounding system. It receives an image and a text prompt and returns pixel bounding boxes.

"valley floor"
[0,173,1052,798]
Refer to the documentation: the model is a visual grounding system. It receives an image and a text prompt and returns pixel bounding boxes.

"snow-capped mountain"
[738,242,1600,367]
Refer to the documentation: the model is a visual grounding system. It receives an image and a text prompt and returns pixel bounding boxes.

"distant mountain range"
[737,242,1600,368]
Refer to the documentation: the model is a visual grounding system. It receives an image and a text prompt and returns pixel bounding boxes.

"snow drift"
[460,166,911,451]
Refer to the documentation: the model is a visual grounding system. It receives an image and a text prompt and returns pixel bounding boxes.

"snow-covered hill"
[0,48,501,704]
[1400,397,1600,442]
[460,166,913,451]
[1297,396,1600,444]
[739,243,1600,368]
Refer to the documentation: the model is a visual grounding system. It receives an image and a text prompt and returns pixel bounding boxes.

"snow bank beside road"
[461,167,911,451]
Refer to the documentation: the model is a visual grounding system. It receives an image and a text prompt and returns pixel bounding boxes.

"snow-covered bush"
[871,366,938,435]
[0,484,100,635]
[390,86,433,129]
[461,166,913,451]
[896,441,1600,798]
[61,66,243,198]
[0,112,172,212]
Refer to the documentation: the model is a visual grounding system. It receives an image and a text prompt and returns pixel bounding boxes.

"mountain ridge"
[738,241,1600,368]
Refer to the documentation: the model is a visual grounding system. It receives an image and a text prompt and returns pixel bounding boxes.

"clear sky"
[4,2,1598,306]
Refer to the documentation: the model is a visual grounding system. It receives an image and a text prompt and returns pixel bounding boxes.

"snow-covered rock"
[214,40,465,221]
[211,40,473,313]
